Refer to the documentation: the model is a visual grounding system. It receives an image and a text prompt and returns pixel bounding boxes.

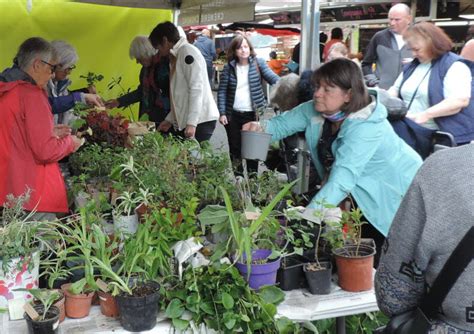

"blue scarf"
[321,110,347,122]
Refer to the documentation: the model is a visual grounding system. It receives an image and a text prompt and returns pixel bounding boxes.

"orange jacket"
[0,81,75,212]
[267,59,289,76]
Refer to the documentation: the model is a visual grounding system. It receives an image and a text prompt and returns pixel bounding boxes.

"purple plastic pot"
[235,249,281,290]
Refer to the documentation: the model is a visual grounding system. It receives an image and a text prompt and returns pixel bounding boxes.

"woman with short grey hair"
[129,35,157,60]
[47,40,103,124]
[105,35,170,126]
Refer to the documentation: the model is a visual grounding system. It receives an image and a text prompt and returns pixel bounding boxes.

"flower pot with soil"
[115,281,161,332]
[300,206,341,295]
[324,208,376,292]
[235,249,281,290]
[61,281,94,319]
[98,290,120,318]
[303,261,332,294]
[24,305,60,334]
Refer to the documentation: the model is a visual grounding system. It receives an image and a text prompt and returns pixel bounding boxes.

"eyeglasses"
[41,60,58,74]
[61,64,76,72]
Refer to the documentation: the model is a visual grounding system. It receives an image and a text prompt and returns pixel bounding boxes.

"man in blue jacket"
[194,29,216,85]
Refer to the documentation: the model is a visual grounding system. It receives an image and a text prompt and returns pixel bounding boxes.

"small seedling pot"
[276,255,307,291]
[98,291,119,318]
[60,283,94,319]
[303,261,332,295]
[113,213,139,238]
[24,305,60,334]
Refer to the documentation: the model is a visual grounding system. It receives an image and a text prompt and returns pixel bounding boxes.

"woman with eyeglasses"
[243,58,422,248]
[47,40,103,125]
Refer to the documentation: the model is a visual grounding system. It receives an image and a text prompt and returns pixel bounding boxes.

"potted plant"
[220,181,296,290]
[112,190,141,238]
[61,278,96,319]
[300,206,342,295]
[324,208,376,292]
[58,211,100,318]
[89,224,120,318]
[0,191,65,319]
[275,210,315,291]
[21,289,61,334]
[90,218,163,332]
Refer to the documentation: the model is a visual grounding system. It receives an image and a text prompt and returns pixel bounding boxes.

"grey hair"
[269,73,301,111]
[327,42,349,61]
[51,40,78,69]
[129,35,157,60]
[15,37,56,70]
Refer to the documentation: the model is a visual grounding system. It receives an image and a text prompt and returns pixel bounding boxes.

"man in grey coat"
[194,29,216,84]
[361,3,413,89]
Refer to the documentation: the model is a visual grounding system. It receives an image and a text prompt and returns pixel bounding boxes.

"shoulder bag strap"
[404,64,433,111]
[419,226,474,318]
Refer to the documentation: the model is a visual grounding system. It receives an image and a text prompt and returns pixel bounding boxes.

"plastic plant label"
[244,211,260,220]
[53,320,59,330]
[96,279,109,293]
[23,302,39,321]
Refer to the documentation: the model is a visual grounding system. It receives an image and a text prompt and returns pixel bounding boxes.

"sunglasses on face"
[41,60,58,74]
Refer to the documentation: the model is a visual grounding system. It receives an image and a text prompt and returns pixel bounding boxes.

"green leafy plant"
[162,262,301,333]
[39,249,71,289]
[113,190,141,216]
[221,181,296,273]
[80,72,104,87]
[323,208,368,256]
[0,190,66,272]
[15,288,61,320]
[107,76,135,121]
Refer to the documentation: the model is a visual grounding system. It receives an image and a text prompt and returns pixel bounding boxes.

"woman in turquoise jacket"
[244,58,422,237]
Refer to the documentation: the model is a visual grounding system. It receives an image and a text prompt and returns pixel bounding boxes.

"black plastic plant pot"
[115,281,161,332]
[276,255,307,291]
[24,305,60,334]
[303,261,332,295]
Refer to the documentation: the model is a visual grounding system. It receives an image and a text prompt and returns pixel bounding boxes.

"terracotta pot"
[98,291,119,318]
[61,283,94,319]
[53,290,66,324]
[333,243,375,292]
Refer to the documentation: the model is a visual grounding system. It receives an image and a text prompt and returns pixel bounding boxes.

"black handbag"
[377,226,474,334]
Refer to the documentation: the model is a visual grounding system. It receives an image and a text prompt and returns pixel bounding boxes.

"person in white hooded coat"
[150,21,219,143]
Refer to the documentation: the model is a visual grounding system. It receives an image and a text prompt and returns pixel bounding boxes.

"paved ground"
[209,121,229,154]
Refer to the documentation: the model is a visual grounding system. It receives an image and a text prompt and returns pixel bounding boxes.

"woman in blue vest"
[389,22,474,144]
[217,34,279,172]
[243,58,422,240]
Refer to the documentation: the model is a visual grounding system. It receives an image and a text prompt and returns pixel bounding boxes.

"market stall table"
[1,281,378,334]
[277,281,379,334]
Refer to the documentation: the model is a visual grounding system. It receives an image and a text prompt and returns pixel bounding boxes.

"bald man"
[362,3,413,89]
[461,25,474,62]
[194,29,216,85]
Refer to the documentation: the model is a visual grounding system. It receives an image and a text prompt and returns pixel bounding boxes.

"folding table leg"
[336,316,346,334]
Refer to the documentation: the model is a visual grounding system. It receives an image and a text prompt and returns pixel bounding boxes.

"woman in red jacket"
[0,37,82,217]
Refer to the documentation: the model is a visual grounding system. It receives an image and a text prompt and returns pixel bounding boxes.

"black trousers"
[224,111,258,172]
[170,120,217,143]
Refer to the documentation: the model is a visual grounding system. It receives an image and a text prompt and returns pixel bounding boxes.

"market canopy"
[73,0,259,25]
